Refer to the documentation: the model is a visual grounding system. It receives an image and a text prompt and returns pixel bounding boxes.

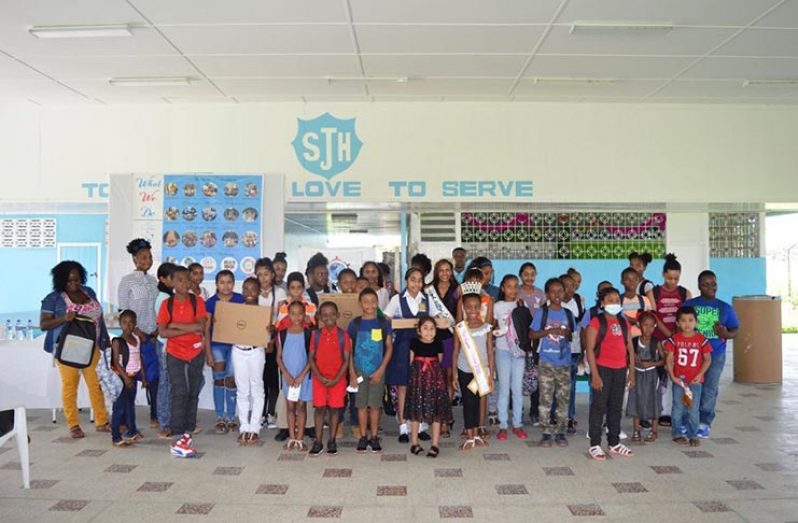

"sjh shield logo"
[292,113,363,179]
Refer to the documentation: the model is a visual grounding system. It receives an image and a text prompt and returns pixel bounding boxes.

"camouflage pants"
[538,361,571,436]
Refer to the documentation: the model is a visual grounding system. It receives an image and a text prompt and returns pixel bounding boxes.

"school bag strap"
[112,336,130,374]
[310,327,347,362]
[531,305,549,353]
[166,293,197,323]
[350,316,389,350]
[306,288,319,306]
[279,327,314,356]
[594,313,629,359]
[573,293,585,322]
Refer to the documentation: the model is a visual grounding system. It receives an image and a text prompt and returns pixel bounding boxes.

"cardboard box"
[212,301,272,346]
[391,317,451,330]
[319,293,361,330]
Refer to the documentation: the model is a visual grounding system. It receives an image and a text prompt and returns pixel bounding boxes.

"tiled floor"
[2,337,797,522]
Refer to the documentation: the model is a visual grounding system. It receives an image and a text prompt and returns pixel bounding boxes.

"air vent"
[420,212,456,242]
[1,218,56,248]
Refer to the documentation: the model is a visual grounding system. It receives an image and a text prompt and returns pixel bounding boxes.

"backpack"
[166,293,198,322]
[278,328,313,356]
[531,306,576,353]
[112,336,132,375]
[510,301,534,353]
[349,316,390,351]
[652,285,687,305]
[594,313,629,359]
[309,327,347,362]
[572,293,586,322]
[55,314,96,368]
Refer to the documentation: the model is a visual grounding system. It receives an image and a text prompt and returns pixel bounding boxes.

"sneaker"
[530,416,540,427]
[369,437,383,453]
[356,436,369,454]
[679,425,688,436]
[567,419,577,435]
[512,427,528,440]
[274,428,289,442]
[418,431,431,441]
[554,433,568,447]
[696,424,711,439]
[309,440,324,457]
[658,415,672,427]
[327,439,338,456]
[170,436,196,458]
[497,429,508,441]
[266,414,277,429]
[619,430,628,440]
[398,424,409,444]
[538,434,553,448]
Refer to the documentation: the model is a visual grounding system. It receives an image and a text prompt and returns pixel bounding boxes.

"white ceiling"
[1,0,798,105]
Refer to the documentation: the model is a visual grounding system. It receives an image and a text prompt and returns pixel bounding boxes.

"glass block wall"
[460,212,667,260]
[709,212,760,258]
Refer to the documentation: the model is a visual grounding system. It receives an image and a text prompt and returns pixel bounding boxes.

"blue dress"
[281,332,313,402]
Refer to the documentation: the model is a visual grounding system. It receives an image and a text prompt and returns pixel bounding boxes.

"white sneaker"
[399,423,408,435]
[266,414,277,429]
[419,422,429,433]
[619,430,628,440]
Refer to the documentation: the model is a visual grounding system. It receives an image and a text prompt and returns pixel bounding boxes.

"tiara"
[460,281,483,295]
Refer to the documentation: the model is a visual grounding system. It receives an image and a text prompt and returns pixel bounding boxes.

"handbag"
[55,315,96,369]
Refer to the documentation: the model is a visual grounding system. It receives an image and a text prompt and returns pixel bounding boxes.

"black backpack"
[55,315,97,368]
[510,301,534,353]
[594,313,629,359]
[572,293,586,322]
[531,306,576,353]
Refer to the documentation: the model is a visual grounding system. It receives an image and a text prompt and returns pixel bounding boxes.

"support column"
[665,211,709,296]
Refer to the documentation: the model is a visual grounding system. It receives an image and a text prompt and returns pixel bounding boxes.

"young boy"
[664,306,712,447]
[684,272,738,438]
[308,302,351,456]
[233,278,267,445]
[157,266,207,458]
[531,278,575,448]
[347,288,393,454]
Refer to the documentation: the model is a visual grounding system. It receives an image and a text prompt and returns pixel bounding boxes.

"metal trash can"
[732,295,782,384]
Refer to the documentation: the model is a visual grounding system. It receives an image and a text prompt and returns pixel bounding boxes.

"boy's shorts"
[313,377,346,409]
[354,368,384,409]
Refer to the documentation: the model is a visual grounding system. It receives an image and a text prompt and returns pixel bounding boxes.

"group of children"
[108,247,739,462]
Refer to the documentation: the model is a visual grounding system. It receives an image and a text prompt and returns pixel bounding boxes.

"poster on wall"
[161,174,263,281]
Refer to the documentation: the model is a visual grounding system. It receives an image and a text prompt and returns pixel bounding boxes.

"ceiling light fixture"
[326,76,409,84]
[29,24,133,39]
[742,79,798,87]
[569,21,673,34]
[109,77,193,87]
[532,77,616,85]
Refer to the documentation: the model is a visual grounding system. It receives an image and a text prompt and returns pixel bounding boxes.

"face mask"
[604,304,623,315]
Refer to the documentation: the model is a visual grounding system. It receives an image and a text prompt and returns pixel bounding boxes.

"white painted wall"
[0,102,797,204]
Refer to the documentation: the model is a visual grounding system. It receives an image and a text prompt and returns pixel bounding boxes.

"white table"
[1,338,215,422]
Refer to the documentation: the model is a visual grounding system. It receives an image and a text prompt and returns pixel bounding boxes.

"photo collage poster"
[162,174,263,281]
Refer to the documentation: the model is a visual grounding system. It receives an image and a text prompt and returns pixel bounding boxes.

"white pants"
[232,347,266,434]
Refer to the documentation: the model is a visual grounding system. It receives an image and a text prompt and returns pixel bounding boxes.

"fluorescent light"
[532,77,616,85]
[742,79,798,87]
[570,21,673,34]
[109,77,193,87]
[29,24,133,39]
[326,76,409,84]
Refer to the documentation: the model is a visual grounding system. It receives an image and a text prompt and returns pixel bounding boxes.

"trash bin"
[732,295,782,384]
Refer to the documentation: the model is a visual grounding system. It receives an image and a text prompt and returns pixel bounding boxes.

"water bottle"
[27,319,34,340]
[16,319,24,341]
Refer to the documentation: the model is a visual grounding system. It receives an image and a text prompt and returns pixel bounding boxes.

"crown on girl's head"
[460,281,483,295]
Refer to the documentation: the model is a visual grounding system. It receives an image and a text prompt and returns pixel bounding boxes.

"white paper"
[287,385,301,402]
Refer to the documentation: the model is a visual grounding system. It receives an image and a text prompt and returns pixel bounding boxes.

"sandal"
[215,418,228,434]
[473,436,488,447]
[644,430,657,443]
[238,432,246,445]
[227,420,239,433]
[126,432,144,442]
[113,439,131,447]
[688,438,701,447]
[95,423,111,433]
[609,443,634,457]
[672,436,689,446]
[283,439,297,451]
[459,439,476,451]
[297,440,308,452]
[588,445,606,461]
[631,429,642,443]
[249,433,259,445]
[69,425,85,439]
[410,445,424,456]
[478,426,490,439]
[426,446,439,458]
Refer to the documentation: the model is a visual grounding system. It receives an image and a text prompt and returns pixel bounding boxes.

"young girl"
[360,261,390,310]
[233,278,267,445]
[627,312,663,443]
[272,252,288,290]
[187,262,209,300]
[620,267,653,339]
[406,317,453,458]
[492,275,528,441]
[255,258,286,429]
[428,259,460,424]
[384,267,443,444]
[275,272,317,330]
[452,293,495,451]
[276,301,313,451]
[629,252,655,297]
[204,270,245,434]
[585,287,636,461]
[336,268,357,294]
[518,262,546,311]
[111,310,146,447]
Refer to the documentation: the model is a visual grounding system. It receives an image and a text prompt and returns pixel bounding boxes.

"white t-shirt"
[376,287,390,311]
[258,286,287,320]
[562,296,585,354]
[384,290,443,318]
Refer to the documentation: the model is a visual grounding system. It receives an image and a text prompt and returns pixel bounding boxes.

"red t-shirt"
[653,286,686,341]
[157,295,207,361]
[310,326,352,379]
[588,315,630,370]
[664,332,711,383]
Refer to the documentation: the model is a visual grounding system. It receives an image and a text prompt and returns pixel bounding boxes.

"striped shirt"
[117,271,159,333]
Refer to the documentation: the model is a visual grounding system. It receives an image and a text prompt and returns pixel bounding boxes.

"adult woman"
[40,261,110,438]
[428,259,459,414]
[117,238,160,427]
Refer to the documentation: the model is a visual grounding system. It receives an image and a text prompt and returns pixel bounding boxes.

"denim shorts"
[210,343,234,379]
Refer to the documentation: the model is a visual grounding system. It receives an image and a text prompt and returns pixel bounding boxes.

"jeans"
[672,381,702,438]
[166,352,204,436]
[588,366,627,447]
[210,343,236,420]
[56,349,108,428]
[700,351,725,427]
[232,347,265,433]
[112,382,138,442]
[156,341,171,430]
[496,349,525,429]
